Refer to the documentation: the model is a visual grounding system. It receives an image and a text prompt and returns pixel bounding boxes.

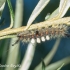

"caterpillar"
[12,24,70,46]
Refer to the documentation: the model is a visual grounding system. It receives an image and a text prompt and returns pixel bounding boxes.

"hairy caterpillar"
[12,24,69,45]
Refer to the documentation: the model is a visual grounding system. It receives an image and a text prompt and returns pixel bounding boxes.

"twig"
[0,35,16,40]
[0,17,70,38]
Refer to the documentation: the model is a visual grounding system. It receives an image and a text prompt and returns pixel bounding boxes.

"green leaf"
[42,59,46,70]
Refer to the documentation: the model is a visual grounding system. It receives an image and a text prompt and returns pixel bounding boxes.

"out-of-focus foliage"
[0,0,70,70]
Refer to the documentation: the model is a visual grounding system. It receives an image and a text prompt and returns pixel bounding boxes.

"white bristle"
[31,38,35,43]
[46,35,50,40]
[36,38,41,43]
[41,36,45,42]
